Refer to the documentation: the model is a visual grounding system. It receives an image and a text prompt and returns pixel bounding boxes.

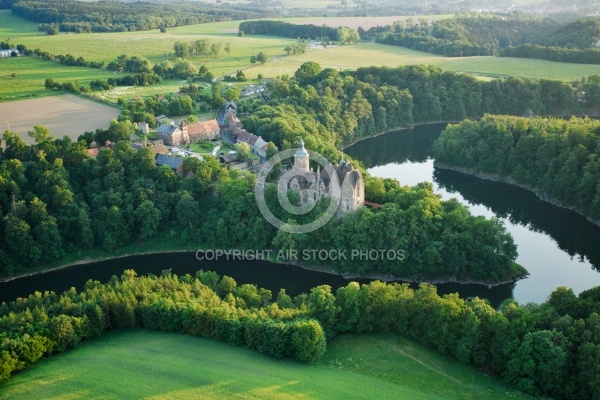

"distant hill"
[535,18,600,49]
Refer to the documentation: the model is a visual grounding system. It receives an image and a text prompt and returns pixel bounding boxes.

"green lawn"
[0,330,533,400]
[0,57,122,100]
[0,10,39,38]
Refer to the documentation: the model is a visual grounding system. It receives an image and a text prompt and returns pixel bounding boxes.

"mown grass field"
[0,330,532,400]
[0,57,123,101]
[0,10,39,38]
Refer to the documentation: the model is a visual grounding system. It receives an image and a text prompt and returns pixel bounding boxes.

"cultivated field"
[0,330,533,400]
[2,9,600,103]
[0,94,119,143]
[248,42,600,81]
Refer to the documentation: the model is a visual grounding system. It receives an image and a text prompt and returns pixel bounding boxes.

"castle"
[283,140,364,217]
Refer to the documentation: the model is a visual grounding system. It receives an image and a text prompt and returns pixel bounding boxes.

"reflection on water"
[346,125,600,304]
[3,124,599,308]
[0,252,514,309]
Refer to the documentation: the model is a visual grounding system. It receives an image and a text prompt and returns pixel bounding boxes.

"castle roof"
[295,139,308,158]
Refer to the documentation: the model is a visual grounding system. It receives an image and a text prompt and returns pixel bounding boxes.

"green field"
[0,330,532,400]
[0,57,128,101]
[0,10,39,38]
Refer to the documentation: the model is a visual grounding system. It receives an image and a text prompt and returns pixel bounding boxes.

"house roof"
[155,154,183,170]
[220,154,239,163]
[157,124,179,136]
[87,148,100,157]
[186,119,220,136]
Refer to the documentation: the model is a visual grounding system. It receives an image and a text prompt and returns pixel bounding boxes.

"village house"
[86,140,114,157]
[184,119,220,142]
[231,128,268,158]
[157,119,221,146]
[157,122,188,146]
[132,141,168,155]
[155,154,184,174]
[0,49,18,58]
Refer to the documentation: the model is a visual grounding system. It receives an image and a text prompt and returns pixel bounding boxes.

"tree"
[185,115,199,124]
[265,142,278,159]
[238,30,244,37]
[224,42,231,55]
[27,125,55,144]
[160,26,167,33]
[255,52,269,64]
[224,86,241,102]
[235,142,251,162]
[308,285,338,339]
[295,61,321,85]
[134,200,161,238]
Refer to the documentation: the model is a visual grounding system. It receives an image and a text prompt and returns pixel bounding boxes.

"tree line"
[173,40,230,59]
[10,0,268,33]
[1,268,600,399]
[374,14,556,58]
[371,14,600,64]
[238,20,359,44]
[433,115,600,224]
[501,44,600,64]
[238,62,575,162]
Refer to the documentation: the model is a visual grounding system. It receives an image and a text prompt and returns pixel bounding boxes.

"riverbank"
[281,258,527,287]
[1,240,527,289]
[343,120,459,150]
[434,161,600,229]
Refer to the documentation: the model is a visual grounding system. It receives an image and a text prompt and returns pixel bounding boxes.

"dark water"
[2,124,598,307]
[0,252,513,308]
[346,124,600,304]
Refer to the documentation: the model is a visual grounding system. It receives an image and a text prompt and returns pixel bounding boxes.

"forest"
[8,0,269,33]
[375,15,556,57]
[0,62,586,282]
[238,20,345,42]
[433,115,600,224]
[0,118,524,283]
[1,269,599,399]
[374,14,600,64]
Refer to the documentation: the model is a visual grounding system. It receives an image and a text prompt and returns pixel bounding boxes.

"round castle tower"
[294,139,309,172]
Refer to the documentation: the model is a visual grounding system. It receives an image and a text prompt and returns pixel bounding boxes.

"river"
[346,123,600,304]
[1,123,599,307]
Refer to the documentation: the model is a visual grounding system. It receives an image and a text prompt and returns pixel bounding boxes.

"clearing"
[0,330,533,400]
[0,94,120,144]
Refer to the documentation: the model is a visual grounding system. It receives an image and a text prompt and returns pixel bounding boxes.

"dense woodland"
[8,0,269,33]
[373,14,600,64]
[0,63,588,283]
[1,270,600,399]
[0,119,523,283]
[433,115,600,224]
[238,20,360,44]
[375,15,557,57]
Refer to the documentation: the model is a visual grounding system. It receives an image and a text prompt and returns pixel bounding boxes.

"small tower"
[294,139,309,172]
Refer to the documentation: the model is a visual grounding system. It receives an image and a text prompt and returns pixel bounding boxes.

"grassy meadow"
[0,330,533,400]
[0,57,126,101]
[2,9,600,101]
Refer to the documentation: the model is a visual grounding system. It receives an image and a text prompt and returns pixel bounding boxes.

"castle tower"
[294,139,309,172]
